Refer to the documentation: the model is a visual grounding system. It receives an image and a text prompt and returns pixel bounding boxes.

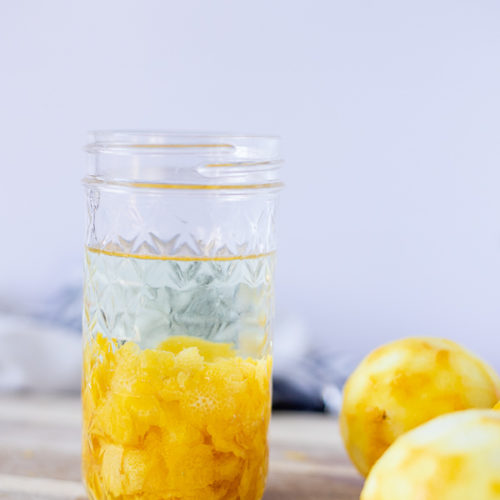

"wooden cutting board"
[0,396,363,500]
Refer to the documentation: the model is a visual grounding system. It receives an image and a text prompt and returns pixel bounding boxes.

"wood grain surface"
[0,396,363,500]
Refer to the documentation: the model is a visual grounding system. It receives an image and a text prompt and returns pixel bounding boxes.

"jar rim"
[85,130,283,191]
[86,130,280,154]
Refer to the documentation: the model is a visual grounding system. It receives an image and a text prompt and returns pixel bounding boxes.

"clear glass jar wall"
[82,132,282,500]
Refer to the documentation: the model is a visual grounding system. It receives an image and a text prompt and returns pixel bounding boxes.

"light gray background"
[1,1,500,361]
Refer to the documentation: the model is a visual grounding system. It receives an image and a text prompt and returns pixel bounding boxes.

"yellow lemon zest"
[82,334,272,500]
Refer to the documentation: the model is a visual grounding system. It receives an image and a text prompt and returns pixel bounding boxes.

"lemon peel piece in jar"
[82,334,272,500]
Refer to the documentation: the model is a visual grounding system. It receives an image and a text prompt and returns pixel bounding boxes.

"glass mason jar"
[81,132,282,500]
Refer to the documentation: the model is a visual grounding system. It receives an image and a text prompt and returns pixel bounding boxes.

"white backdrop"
[1,0,500,362]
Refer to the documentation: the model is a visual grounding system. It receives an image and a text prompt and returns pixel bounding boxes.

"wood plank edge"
[0,474,86,498]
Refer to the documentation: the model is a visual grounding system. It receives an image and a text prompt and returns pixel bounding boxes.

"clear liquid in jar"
[84,247,274,357]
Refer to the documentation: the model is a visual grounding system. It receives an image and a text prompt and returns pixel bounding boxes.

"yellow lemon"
[340,337,500,476]
[362,409,500,500]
